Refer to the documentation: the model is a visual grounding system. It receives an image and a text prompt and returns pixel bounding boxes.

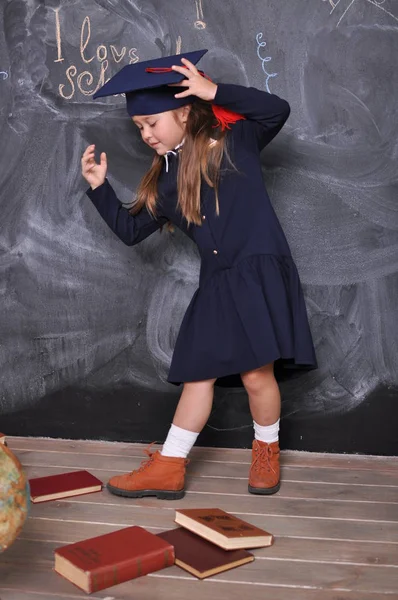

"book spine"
[88,547,175,592]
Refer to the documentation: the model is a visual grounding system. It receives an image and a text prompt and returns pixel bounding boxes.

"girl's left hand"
[170,58,217,102]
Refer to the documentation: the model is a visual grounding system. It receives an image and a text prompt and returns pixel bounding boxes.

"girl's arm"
[212,83,291,150]
[86,179,167,246]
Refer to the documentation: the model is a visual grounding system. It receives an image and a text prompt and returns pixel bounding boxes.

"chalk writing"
[256,33,277,93]
[323,0,350,14]
[365,0,398,23]
[336,0,357,26]
[194,0,206,29]
[53,10,139,99]
[176,36,182,54]
[323,0,398,26]
[54,8,63,63]
[0,71,8,80]
[322,0,339,10]
[322,0,357,25]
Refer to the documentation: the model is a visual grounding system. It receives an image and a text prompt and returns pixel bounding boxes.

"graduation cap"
[93,49,208,116]
[93,48,246,130]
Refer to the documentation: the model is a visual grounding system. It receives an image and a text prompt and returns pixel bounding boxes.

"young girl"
[81,49,317,500]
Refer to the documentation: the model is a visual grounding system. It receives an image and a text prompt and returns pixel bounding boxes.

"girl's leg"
[161,378,216,457]
[173,379,217,431]
[241,362,282,495]
[107,378,216,499]
[241,362,281,427]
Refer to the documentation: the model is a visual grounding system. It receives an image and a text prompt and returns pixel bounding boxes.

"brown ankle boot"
[248,439,280,495]
[107,446,189,500]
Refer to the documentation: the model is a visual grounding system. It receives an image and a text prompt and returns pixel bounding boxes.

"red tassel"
[211,105,246,131]
[145,66,246,131]
[200,71,246,130]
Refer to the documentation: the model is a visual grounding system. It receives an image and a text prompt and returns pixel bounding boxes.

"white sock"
[161,424,199,458]
[253,419,280,444]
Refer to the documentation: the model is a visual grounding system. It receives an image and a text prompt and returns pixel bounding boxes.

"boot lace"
[129,442,157,476]
[252,444,277,476]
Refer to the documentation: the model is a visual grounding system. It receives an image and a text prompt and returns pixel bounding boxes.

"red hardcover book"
[158,527,254,579]
[29,470,103,503]
[54,526,175,593]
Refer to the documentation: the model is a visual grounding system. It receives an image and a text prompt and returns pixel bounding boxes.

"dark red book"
[29,470,103,503]
[54,526,175,593]
[158,527,254,579]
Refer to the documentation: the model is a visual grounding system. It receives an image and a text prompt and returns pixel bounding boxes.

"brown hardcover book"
[54,526,175,593]
[175,508,273,550]
[29,470,103,503]
[158,527,254,579]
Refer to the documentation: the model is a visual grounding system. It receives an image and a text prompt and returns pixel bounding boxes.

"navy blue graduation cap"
[93,49,208,116]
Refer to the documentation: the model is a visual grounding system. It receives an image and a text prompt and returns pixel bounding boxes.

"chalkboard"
[1,0,397,455]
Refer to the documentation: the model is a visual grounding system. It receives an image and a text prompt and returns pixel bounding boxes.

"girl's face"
[132,106,190,155]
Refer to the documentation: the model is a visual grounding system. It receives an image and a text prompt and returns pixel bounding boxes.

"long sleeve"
[86,179,168,246]
[213,83,290,150]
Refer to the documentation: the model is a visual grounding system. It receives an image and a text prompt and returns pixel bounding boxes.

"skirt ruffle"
[167,254,317,387]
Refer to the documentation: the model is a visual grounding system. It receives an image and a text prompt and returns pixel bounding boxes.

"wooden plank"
[19,517,398,566]
[0,563,115,599]
[21,465,398,522]
[0,590,95,600]
[16,457,398,502]
[0,568,395,600]
[25,500,398,543]
[12,447,398,487]
[2,539,398,594]
[24,464,398,506]
[186,478,398,503]
[7,437,398,471]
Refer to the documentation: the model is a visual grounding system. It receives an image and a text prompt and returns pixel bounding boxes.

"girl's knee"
[241,363,275,394]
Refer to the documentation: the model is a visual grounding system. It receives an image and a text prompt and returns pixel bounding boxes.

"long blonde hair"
[130,100,235,226]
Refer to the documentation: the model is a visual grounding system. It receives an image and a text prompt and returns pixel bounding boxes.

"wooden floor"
[1,437,398,600]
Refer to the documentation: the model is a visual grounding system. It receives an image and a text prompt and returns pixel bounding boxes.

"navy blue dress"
[86,83,318,386]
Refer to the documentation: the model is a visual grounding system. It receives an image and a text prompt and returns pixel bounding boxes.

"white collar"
[164,138,217,172]
[173,139,185,152]
[164,139,184,172]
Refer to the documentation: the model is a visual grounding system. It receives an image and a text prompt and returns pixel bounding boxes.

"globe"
[0,442,30,552]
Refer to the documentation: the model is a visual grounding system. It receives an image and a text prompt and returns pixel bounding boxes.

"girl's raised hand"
[81,145,107,190]
[170,58,217,102]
